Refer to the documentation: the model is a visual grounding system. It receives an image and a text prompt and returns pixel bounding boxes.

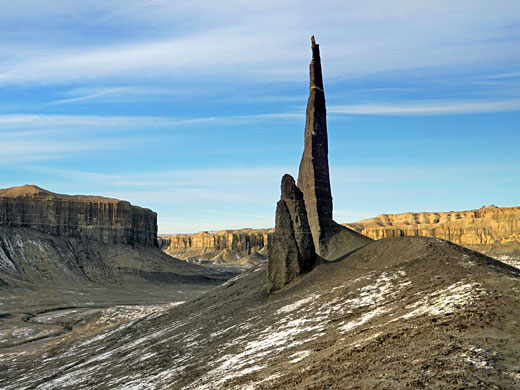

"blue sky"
[1,0,519,233]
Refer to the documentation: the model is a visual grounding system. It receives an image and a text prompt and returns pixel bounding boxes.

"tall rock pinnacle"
[297,36,333,253]
[267,174,316,292]
[297,37,371,259]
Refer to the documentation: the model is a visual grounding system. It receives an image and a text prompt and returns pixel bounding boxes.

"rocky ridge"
[158,228,272,267]
[161,204,520,270]
[345,205,520,268]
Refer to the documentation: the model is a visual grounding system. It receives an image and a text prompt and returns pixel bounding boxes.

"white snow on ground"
[95,302,184,327]
[276,294,320,314]
[0,247,17,273]
[398,282,483,320]
[12,327,36,338]
[461,346,493,369]
[340,306,389,332]
[6,267,492,390]
[289,350,310,363]
[188,270,412,389]
[495,255,520,269]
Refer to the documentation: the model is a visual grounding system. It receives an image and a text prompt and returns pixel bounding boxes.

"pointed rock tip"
[280,174,298,200]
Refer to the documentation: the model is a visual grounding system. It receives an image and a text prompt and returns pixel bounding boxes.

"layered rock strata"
[296,37,371,259]
[345,205,520,267]
[267,175,316,292]
[0,185,234,287]
[0,185,157,247]
[158,229,272,266]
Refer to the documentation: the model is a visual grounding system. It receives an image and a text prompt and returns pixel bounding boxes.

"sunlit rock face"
[345,205,520,267]
[267,174,316,292]
[158,229,272,264]
[0,185,157,247]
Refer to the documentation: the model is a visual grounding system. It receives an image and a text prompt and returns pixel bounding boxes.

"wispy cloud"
[0,113,302,129]
[48,86,174,104]
[0,2,519,85]
[329,99,520,116]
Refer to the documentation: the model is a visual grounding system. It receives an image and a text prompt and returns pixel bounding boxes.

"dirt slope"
[2,236,519,389]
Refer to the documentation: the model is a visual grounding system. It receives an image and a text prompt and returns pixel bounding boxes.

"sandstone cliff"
[344,205,520,266]
[0,185,233,287]
[158,228,273,267]
[0,185,157,247]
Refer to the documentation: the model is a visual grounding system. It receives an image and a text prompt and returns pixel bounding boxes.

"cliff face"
[344,205,520,266]
[158,228,273,266]
[0,185,157,247]
[0,185,234,287]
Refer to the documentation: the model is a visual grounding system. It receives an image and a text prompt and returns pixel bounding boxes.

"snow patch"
[277,294,320,314]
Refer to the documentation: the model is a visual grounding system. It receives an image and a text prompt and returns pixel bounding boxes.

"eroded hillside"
[345,205,520,267]
[2,237,520,389]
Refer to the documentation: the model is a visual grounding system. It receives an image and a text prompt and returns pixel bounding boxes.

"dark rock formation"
[0,185,157,247]
[297,37,371,259]
[267,174,316,292]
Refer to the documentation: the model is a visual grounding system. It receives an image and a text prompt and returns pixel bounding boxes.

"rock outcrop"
[296,37,371,260]
[158,228,272,267]
[0,185,234,287]
[0,185,157,247]
[267,174,316,292]
[345,205,520,267]
[267,36,372,291]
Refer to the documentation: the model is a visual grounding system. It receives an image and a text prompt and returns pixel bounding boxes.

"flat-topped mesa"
[297,37,371,259]
[267,174,316,292]
[0,185,158,247]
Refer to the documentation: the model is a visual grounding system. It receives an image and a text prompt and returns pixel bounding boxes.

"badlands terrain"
[159,204,520,270]
[3,237,520,389]
[0,185,235,365]
[1,37,519,389]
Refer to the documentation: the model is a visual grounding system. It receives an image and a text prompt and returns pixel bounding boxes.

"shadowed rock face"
[297,37,371,259]
[0,185,157,247]
[267,174,316,292]
[297,36,333,252]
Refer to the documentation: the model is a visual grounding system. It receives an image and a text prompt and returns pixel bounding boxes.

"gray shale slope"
[2,237,520,389]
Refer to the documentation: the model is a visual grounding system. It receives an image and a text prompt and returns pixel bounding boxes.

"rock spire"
[297,37,371,259]
[267,174,316,293]
[267,37,371,292]
[297,35,333,254]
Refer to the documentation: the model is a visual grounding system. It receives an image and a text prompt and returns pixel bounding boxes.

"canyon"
[158,228,273,268]
[159,205,520,269]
